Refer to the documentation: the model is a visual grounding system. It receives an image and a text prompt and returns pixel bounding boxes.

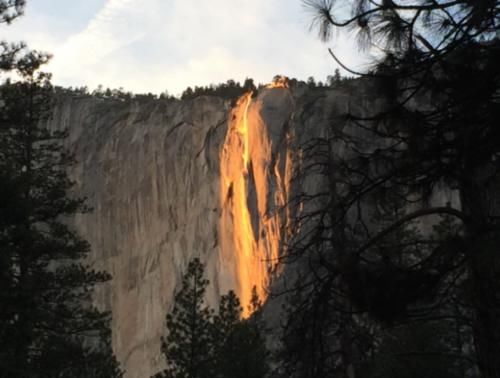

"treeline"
[53,85,173,101]
[305,68,355,89]
[52,79,257,101]
[52,71,355,102]
[180,78,256,100]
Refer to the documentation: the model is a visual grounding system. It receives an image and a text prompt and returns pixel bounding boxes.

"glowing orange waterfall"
[219,82,291,317]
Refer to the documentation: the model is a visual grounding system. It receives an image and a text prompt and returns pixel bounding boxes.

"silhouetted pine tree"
[156,258,214,378]
[0,3,122,375]
[282,0,500,376]
[156,261,269,378]
[213,290,269,378]
[0,53,122,377]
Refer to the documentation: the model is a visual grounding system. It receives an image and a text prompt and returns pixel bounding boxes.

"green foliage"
[157,258,213,378]
[0,5,122,376]
[0,0,24,24]
[156,260,269,378]
[0,58,122,378]
[0,2,26,72]
[180,79,250,100]
[306,76,316,88]
[326,69,343,87]
[243,77,256,92]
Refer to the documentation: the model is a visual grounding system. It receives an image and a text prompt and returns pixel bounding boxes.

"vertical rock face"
[49,87,297,377]
[51,96,228,377]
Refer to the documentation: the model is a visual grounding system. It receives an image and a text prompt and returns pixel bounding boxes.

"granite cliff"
[49,83,337,377]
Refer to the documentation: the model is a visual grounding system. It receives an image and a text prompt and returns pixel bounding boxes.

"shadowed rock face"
[49,87,303,377]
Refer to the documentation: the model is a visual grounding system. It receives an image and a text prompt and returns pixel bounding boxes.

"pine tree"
[285,1,500,376]
[214,290,241,340]
[220,320,269,378]
[157,262,270,378]
[0,1,28,75]
[243,78,256,92]
[212,289,269,378]
[156,258,214,378]
[212,291,243,378]
[0,28,122,378]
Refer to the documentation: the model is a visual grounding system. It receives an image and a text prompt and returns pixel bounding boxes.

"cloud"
[2,0,368,94]
[48,0,145,82]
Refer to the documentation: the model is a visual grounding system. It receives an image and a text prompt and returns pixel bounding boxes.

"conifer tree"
[0,3,121,375]
[156,258,214,378]
[157,262,270,378]
[0,50,122,378]
[284,0,500,376]
[212,290,269,378]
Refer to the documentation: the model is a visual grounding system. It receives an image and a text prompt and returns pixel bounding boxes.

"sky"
[2,0,366,95]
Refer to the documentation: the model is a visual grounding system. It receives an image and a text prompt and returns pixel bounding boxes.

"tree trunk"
[462,170,500,378]
[470,258,500,378]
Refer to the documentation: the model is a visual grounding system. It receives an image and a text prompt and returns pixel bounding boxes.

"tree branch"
[356,206,469,256]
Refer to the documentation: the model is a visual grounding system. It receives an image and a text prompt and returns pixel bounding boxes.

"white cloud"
[48,0,144,83]
[2,0,368,94]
